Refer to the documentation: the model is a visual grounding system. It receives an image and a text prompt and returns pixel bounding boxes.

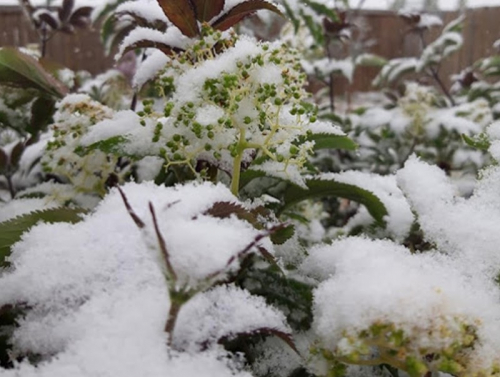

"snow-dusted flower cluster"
[139,27,339,191]
[41,94,126,196]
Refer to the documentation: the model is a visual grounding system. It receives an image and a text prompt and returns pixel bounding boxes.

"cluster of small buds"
[143,27,319,186]
[316,317,488,377]
[399,83,436,136]
[42,95,123,196]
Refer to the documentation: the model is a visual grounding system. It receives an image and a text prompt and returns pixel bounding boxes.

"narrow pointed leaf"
[0,208,87,267]
[281,179,388,226]
[69,5,93,21]
[157,0,199,38]
[122,39,180,56]
[296,133,358,151]
[0,47,68,98]
[58,0,75,22]
[38,12,59,29]
[0,149,7,172]
[212,0,283,31]
[9,142,24,168]
[192,0,225,22]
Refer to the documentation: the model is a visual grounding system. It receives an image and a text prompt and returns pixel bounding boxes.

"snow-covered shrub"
[0,182,291,376]
[4,2,500,377]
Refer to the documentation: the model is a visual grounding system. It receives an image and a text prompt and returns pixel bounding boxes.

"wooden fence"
[0,6,113,74]
[0,5,499,92]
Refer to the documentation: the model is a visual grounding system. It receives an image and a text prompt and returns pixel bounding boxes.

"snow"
[116,27,191,60]
[173,285,289,351]
[306,236,500,374]
[397,156,500,277]
[0,181,280,376]
[134,50,170,88]
[0,198,60,222]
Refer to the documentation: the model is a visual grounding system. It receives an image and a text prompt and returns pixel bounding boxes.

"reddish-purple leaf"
[0,149,7,171]
[122,40,181,56]
[38,11,59,29]
[192,0,225,22]
[156,0,199,38]
[70,6,93,20]
[219,328,299,354]
[9,142,25,168]
[212,0,283,31]
[58,0,75,22]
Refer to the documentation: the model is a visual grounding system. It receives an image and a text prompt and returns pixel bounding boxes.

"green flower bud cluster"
[147,28,318,185]
[42,95,122,196]
[317,317,488,377]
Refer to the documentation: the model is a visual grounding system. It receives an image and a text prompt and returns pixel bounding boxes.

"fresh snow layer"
[304,237,500,372]
[0,181,281,376]
[397,156,500,276]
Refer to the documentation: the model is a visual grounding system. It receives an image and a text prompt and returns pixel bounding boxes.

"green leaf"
[297,133,358,151]
[76,135,131,157]
[212,0,283,31]
[281,179,388,226]
[0,207,87,267]
[462,133,491,151]
[239,169,267,190]
[282,1,300,33]
[192,0,225,22]
[270,224,294,245]
[301,12,324,46]
[302,0,339,22]
[0,47,68,98]
[157,0,200,38]
[355,53,387,67]
[28,97,55,135]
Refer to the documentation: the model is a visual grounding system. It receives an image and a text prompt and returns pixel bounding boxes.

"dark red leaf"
[203,201,247,218]
[211,0,283,31]
[219,327,299,354]
[38,12,59,29]
[122,39,182,56]
[9,142,25,168]
[156,0,199,38]
[70,6,93,20]
[0,149,7,172]
[58,0,75,22]
[192,0,225,22]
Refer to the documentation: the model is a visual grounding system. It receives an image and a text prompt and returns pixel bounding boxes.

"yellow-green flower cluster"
[42,95,121,196]
[141,27,320,191]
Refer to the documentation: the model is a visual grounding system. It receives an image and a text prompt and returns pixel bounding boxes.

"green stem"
[165,297,183,346]
[230,129,246,196]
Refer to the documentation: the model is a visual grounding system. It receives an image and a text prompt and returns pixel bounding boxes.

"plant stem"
[41,26,48,58]
[429,67,456,106]
[165,298,182,346]
[230,129,246,196]
[6,174,15,199]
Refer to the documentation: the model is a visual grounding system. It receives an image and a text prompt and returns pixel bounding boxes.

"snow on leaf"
[173,284,290,351]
